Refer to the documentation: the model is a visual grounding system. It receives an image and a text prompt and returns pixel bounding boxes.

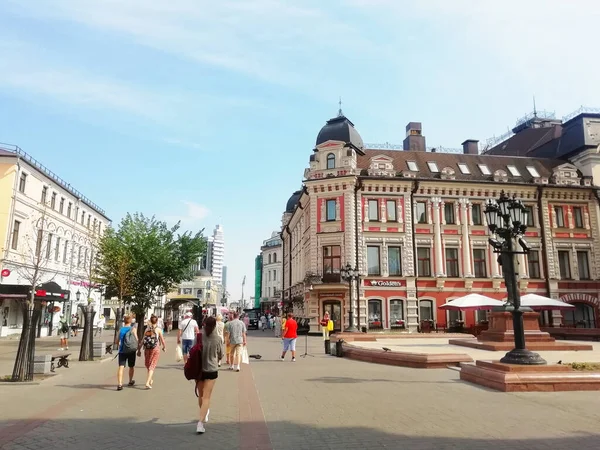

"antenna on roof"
[338,96,343,117]
[533,95,537,117]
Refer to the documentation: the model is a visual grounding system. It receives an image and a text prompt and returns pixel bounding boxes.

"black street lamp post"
[340,263,359,332]
[484,192,546,365]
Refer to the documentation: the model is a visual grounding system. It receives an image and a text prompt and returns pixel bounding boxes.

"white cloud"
[163,200,210,229]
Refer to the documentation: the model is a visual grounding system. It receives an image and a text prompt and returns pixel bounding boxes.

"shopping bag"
[175,345,183,362]
[327,320,334,331]
[241,346,250,364]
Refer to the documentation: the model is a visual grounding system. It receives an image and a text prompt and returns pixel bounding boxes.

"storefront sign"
[318,292,345,299]
[366,280,402,287]
[1,269,10,277]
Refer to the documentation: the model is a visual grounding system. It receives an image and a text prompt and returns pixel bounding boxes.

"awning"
[35,281,70,302]
[519,294,575,310]
[440,294,505,311]
[0,284,29,299]
[164,295,201,310]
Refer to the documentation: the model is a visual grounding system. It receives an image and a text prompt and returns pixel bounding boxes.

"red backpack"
[184,333,203,382]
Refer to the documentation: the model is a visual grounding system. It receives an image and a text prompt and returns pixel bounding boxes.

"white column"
[460,199,473,277]
[517,252,527,278]
[491,247,501,278]
[432,197,445,277]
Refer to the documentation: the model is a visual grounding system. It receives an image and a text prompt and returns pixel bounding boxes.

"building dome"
[315,114,364,150]
[286,190,302,213]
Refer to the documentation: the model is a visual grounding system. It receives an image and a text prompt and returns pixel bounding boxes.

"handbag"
[241,346,250,365]
[327,320,334,331]
[175,345,183,362]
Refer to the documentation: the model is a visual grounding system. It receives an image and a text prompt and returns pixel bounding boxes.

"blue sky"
[1,0,599,301]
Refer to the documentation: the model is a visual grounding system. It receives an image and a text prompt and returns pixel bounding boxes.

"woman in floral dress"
[138,315,166,390]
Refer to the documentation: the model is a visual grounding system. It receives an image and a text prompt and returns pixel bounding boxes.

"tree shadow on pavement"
[1,417,599,450]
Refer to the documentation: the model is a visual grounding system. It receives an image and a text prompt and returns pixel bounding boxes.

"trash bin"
[324,340,331,354]
[335,340,343,357]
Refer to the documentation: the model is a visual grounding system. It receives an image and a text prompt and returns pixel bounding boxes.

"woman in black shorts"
[196,316,224,434]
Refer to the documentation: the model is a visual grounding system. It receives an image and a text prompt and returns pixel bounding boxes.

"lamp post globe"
[484,192,546,366]
[75,290,81,302]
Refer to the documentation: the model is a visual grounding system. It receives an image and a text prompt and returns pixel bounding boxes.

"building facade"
[260,231,282,311]
[210,225,225,286]
[254,254,262,308]
[0,145,110,337]
[282,110,600,334]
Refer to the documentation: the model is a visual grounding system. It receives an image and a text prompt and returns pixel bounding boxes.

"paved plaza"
[1,331,600,449]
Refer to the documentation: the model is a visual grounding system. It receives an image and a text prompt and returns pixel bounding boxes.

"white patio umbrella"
[518,294,575,310]
[439,293,505,311]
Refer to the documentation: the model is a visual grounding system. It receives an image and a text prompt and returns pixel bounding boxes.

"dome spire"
[338,96,343,117]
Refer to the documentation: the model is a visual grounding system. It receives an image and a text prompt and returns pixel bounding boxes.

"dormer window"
[326,153,335,169]
[457,163,470,174]
[427,162,439,173]
[507,165,521,176]
[407,161,418,172]
[478,164,491,175]
[526,166,540,177]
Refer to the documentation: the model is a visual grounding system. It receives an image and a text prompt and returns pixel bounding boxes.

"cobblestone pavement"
[1,331,600,449]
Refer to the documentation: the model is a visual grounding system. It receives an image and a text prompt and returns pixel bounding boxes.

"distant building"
[210,225,225,285]
[260,231,282,312]
[222,265,228,290]
[254,255,262,308]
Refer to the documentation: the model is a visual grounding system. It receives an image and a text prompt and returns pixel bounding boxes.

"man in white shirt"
[95,315,105,337]
[177,312,200,363]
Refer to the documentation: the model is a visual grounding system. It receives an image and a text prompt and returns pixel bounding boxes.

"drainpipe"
[354,178,363,331]
[537,185,553,326]
[411,180,420,330]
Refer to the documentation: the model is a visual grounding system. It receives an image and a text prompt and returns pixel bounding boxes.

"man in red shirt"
[280,312,298,362]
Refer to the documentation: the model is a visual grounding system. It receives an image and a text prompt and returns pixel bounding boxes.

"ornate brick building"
[281,109,600,334]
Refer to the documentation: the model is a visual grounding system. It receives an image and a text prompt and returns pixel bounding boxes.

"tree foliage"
[97,213,205,333]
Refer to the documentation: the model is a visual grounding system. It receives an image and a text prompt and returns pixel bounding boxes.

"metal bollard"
[324,340,331,354]
[335,340,343,357]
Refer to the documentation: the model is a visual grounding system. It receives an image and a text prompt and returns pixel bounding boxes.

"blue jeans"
[182,339,194,355]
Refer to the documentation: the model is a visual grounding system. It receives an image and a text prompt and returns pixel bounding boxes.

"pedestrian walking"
[320,312,333,341]
[274,313,282,337]
[281,312,298,362]
[260,314,267,332]
[224,311,246,372]
[195,316,224,434]
[58,315,69,350]
[71,315,79,337]
[178,312,200,364]
[138,315,166,390]
[95,315,105,337]
[215,314,225,367]
[116,315,138,391]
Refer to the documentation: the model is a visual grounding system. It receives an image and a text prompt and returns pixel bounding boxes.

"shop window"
[368,299,383,330]
[390,299,404,329]
[563,302,596,328]
[419,300,433,321]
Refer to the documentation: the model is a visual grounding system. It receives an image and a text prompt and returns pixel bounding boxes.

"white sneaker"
[292,357,296,362]
[196,421,205,434]
[280,356,284,361]
[235,365,240,372]
[229,365,234,370]
[65,347,69,350]
[204,409,210,423]
[58,348,64,351]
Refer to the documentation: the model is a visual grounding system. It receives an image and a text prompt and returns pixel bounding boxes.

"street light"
[75,290,81,302]
[340,262,359,332]
[484,192,546,365]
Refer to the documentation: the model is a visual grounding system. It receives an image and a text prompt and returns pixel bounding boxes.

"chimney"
[403,122,426,152]
[462,139,479,155]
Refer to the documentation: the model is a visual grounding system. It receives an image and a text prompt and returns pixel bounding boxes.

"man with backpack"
[116,315,138,391]
[58,315,70,350]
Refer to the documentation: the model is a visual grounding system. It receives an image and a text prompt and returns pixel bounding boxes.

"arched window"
[326,153,335,169]
[368,299,383,329]
[563,302,596,328]
[268,254,272,264]
[273,253,277,263]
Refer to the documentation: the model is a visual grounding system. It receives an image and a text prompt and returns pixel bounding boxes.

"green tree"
[97,213,205,340]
